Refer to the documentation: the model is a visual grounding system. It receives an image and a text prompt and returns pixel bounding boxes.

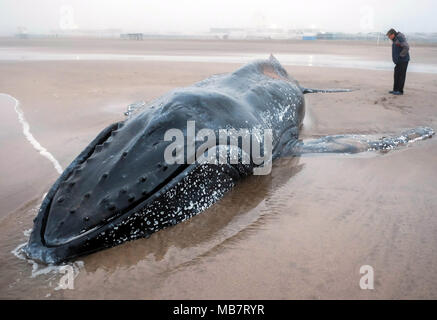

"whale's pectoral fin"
[302,88,354,94]
[285,127,434,156]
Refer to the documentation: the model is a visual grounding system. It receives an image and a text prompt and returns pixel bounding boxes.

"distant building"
[15,33,29,39]
[302,35,317,40]
[316,32,335,40]
[15,26,28,39]
[120,33,144,40]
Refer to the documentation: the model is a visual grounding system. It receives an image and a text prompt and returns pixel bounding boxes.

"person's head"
[386,28,397,40]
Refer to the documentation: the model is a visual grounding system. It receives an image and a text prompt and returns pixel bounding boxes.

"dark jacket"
[392,32,410,64]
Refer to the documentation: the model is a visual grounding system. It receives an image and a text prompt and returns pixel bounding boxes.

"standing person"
[387,28,410,95]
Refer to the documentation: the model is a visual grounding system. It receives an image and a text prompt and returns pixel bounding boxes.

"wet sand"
[0,38,437,299]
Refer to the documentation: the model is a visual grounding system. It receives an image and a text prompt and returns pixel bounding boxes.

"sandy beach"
[0,38,437,299]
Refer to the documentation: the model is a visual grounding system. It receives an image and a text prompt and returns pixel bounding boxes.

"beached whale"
[24,55,434,264]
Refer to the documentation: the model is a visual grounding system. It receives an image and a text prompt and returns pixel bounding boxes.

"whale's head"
[24,106,194,263]
[24,56,306,264]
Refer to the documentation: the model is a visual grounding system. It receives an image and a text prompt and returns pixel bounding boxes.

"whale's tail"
[302,88,354,94]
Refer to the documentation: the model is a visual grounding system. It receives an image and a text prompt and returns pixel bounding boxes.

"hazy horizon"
[1,0,436,36]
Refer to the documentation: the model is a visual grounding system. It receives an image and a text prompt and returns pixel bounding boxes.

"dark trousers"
[393,61,409,93]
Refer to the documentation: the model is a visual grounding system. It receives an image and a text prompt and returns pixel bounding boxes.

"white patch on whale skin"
[0,93,63,174]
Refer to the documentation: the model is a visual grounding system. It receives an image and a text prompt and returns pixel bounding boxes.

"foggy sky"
[0,0,436,35]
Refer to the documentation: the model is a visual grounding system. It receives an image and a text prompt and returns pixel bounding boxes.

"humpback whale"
[24,55,434,264]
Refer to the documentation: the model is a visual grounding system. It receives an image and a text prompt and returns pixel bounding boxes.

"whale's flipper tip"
[302,88,354,94]
[285,126,435,156]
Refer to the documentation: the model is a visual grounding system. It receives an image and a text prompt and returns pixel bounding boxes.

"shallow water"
[1,50,437,74]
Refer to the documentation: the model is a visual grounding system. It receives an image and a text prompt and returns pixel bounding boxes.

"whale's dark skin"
[24,56,434,264]
[24,56,305,264]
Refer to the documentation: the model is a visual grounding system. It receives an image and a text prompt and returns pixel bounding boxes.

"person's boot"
[389,91,396,94]
[392,91,403,95]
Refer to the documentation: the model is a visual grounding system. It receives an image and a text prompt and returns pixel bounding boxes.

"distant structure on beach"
[207,28,437,43]
[13,28,122,39]
[15,26,29,39]
[10,25,437,44]
[209,27,311,40]
[208,28,379,41]
[302,35,317,41]
[120,33,144,40]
